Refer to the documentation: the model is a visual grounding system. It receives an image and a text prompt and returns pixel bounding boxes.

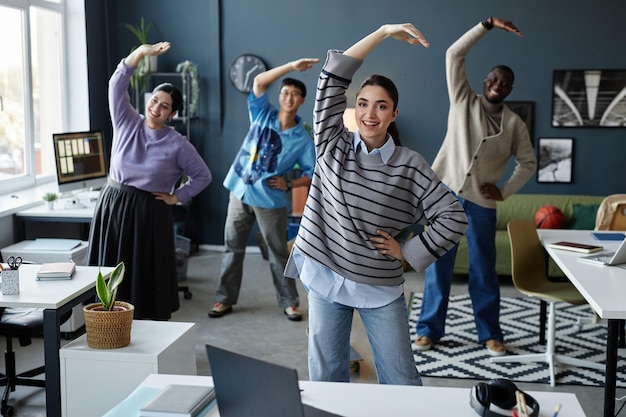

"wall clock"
[229,54,267,93]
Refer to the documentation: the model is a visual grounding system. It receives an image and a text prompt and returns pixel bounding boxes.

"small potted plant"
[42,192,58,210]
[83,262,135,349]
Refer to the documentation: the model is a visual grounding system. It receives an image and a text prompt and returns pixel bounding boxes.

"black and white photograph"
[537,137,574,183]
[552,69,626,127]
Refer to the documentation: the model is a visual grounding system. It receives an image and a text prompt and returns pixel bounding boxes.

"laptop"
[205,344,342,417]
[578,237,626,266]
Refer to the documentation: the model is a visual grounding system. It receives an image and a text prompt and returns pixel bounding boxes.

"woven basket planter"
[83,301,135,349]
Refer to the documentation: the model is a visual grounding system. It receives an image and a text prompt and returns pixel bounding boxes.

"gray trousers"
[215,193,299,309]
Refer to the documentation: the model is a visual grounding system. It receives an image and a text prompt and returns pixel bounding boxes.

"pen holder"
[1,269,20,295]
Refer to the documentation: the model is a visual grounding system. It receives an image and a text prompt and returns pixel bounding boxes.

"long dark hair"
[357,74,401,146]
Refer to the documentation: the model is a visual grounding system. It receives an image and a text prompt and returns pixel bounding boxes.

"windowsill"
[0,182,59,218]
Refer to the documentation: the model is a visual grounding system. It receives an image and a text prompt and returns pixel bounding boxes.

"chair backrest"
[507,219,549,293]
[595,194,626,231]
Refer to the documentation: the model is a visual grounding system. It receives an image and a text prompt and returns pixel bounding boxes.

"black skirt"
[87,179,179,320]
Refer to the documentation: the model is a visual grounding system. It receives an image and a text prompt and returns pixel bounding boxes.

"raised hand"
[291,58,321,72]
[381,23,430,48]
[491,17,522,37]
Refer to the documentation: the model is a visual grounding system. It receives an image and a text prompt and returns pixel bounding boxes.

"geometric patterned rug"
[408,293,626,387]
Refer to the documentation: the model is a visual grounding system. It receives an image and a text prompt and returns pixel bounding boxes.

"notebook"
[205,344,342,417]
[578,237,626,266]
[592,232,626,242]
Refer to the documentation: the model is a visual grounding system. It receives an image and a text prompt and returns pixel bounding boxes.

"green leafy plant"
[122,18,153,108]
[42,192,58,202]
[96,262,126,311]
[175,60,199,120]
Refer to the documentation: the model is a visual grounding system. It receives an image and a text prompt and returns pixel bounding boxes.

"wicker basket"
[83,301,134,349]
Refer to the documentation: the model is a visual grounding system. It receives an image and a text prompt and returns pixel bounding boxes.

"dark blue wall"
[86,0,626,245]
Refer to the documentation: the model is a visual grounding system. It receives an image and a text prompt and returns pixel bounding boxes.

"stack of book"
[36,262,76,280]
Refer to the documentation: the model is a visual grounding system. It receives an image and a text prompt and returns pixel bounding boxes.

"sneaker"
[208,302,232,318]
[485,339,506,357]
[413,336,433,351]
[284,306,302,322]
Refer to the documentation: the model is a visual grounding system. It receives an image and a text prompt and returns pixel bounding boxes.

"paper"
[24,238,82,251]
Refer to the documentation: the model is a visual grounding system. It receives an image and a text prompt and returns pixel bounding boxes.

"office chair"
[596,194,626,231]
[0,307,71,417]
[490,219,604,386]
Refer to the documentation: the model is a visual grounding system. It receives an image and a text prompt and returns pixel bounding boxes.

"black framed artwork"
[552,69,626,127]
[537,137,574,183]
[506,101,534,139]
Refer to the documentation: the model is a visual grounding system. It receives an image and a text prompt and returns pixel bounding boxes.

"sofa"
[453,194,605,278]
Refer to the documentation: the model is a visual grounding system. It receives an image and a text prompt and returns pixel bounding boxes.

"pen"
[553,403,561,417]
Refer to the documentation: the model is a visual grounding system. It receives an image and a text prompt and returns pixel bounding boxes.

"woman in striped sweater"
[285,24,468,385]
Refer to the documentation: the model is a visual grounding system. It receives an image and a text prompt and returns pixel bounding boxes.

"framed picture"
[537,138,574,183]
[552,69,626,127]
[506,101,535,139]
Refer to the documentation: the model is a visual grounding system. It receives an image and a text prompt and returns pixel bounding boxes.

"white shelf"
[60,320,196,417]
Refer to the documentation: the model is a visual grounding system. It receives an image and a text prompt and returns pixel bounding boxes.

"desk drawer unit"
[60,320,196,417]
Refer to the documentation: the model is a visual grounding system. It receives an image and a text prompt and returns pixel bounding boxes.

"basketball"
[535,205,564,229]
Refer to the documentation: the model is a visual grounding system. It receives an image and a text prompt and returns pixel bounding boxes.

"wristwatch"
[286,180,293,191]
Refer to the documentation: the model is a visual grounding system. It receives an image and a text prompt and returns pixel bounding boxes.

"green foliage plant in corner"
[176,60,199,121]
[96,261,125,311]
[122,17,153,109]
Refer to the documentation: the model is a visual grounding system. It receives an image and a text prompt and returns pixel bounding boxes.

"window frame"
[0,0,88,195]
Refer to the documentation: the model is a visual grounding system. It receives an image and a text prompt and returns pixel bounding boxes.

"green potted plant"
[83,262,135,349]
[175,60,199,121]
[122,17,155,109]
[42,192,58,210]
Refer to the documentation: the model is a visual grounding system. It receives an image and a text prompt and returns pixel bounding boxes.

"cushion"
[571,204,600,230]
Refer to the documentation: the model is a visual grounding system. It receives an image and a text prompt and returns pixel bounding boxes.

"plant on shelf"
[122,17,154,109]
[176,60,199,121]
[83,261,135,349]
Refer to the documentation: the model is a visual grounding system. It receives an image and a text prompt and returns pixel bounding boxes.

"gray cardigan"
[432,23,537,209]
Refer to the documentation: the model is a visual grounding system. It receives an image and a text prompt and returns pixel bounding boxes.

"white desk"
[539,229,626,417]
[14,204,95,241]
[105,374,586,417]
[0,264,113,417]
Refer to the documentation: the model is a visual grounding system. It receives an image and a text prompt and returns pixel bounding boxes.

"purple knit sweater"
[107,60,211,203]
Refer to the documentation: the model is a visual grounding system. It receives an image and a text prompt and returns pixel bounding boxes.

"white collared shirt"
[291,130,403,308]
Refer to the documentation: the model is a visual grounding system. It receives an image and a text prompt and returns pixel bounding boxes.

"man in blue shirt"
[209,57,318,321]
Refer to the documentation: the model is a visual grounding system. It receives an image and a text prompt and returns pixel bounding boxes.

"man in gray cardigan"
[415,17,537,356]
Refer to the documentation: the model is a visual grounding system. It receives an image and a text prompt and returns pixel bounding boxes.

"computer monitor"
[52,130,108,194]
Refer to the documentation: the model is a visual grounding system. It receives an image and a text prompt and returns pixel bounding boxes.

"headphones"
[470,379,540,417]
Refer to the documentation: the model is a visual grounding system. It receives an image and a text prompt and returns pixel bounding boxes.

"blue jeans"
[416,197,502,343]
[308,290,422,385]
[216,193,299,309]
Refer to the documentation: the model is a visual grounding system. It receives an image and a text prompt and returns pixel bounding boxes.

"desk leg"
[43,309,62,417]
[603,319,619,417]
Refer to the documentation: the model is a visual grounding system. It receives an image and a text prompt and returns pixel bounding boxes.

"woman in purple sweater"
[88,42,212,320]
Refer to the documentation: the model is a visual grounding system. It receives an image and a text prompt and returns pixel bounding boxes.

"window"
[0,0,87,194]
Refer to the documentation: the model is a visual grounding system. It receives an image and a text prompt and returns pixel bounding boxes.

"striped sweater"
[290,50,468,286]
